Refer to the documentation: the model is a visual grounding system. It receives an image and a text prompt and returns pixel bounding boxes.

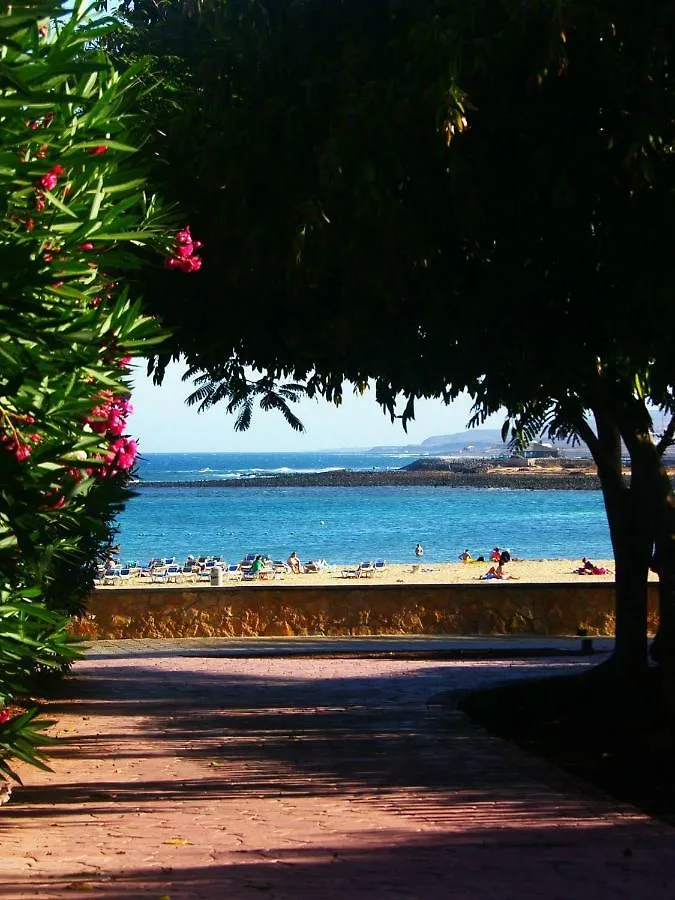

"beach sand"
[99,558,657,588]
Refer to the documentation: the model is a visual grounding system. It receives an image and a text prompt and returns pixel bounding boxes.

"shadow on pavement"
[0,825,670,900]
[7,656,601,818]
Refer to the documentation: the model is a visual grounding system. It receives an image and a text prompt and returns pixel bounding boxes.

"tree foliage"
[116,0,675,675]
[0,0,181,784]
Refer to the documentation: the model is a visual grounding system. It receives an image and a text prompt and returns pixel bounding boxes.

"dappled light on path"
[1,651,673,898]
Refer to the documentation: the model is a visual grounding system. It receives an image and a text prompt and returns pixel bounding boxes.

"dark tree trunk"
[580,402,653,679]
[649,489,675,671]
[614,403,674,678]
[605,499,652,678]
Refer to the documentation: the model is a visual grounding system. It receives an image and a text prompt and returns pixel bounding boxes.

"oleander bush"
[0,0,194,787]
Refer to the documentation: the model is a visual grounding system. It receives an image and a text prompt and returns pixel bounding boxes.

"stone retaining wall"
[72,583,660,640]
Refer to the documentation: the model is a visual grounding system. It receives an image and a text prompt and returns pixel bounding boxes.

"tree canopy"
[115,0,675,674]
[118,0,675,406]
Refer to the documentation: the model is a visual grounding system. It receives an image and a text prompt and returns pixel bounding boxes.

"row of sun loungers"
[341,560,387,579]
[97,556,388,585]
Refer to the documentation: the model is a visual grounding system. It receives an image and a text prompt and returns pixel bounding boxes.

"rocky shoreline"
[138,469,602,490]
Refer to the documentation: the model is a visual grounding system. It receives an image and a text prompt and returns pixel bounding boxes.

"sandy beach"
[97,558,656,588]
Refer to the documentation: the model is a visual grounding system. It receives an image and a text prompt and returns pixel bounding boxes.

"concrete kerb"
[81,633,616,659]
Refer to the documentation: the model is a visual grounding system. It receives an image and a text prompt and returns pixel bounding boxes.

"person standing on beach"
[415,543,424,558]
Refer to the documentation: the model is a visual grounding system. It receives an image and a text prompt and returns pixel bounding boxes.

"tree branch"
[576,416,602,462]
[656,415,675,458]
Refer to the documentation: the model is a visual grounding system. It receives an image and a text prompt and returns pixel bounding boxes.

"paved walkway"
[1,638,673,899]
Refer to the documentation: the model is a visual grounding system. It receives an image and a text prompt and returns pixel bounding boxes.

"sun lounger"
[166,564,182,583]
[341,567,360,579]
[150,567,169,584]
[358,561,376,577]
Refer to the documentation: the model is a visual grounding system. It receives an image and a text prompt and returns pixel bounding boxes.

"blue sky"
[126,360,505,452]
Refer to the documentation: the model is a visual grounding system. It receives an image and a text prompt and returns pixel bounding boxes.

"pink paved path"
[1,646,674,898]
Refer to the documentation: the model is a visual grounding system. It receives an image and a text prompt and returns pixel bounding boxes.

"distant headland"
[139,457,603,490]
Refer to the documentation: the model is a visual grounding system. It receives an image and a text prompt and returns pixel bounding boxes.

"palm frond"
[181,365,308,432]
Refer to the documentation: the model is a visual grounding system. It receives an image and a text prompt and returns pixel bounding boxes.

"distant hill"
[370,428,507,455]
[370,428,593,457]
[419,429,504,450]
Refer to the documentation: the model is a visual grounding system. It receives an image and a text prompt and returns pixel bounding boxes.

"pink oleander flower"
[0,709,13,724]
[0,434,31,461]
[182,255,202,272]
[118,356,132,369]
[79,242,94,251]
[0,426,43,463]
[100,436,138,477]
[27,112,54,131]
[165,225,203,273]
[117,437,138,470]
[89,145,108,155]
[86,391,133,438]
[36,164,64,192]
[42,491,66,510]
[34,195,46,212]
[38,22,48,37]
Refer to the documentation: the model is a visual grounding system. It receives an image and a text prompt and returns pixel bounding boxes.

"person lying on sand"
[479,560,519,580]
[575,557,611,575]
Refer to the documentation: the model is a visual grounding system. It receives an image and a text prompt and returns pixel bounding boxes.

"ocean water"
[113,452,613,566]
[135,450,419,483]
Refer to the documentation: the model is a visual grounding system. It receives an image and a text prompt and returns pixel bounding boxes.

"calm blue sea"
[114,452,613,566]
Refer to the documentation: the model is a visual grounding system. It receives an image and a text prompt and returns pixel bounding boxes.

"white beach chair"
[151,567,169,584]
[358,561,375,577]
[166,564,182,583]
